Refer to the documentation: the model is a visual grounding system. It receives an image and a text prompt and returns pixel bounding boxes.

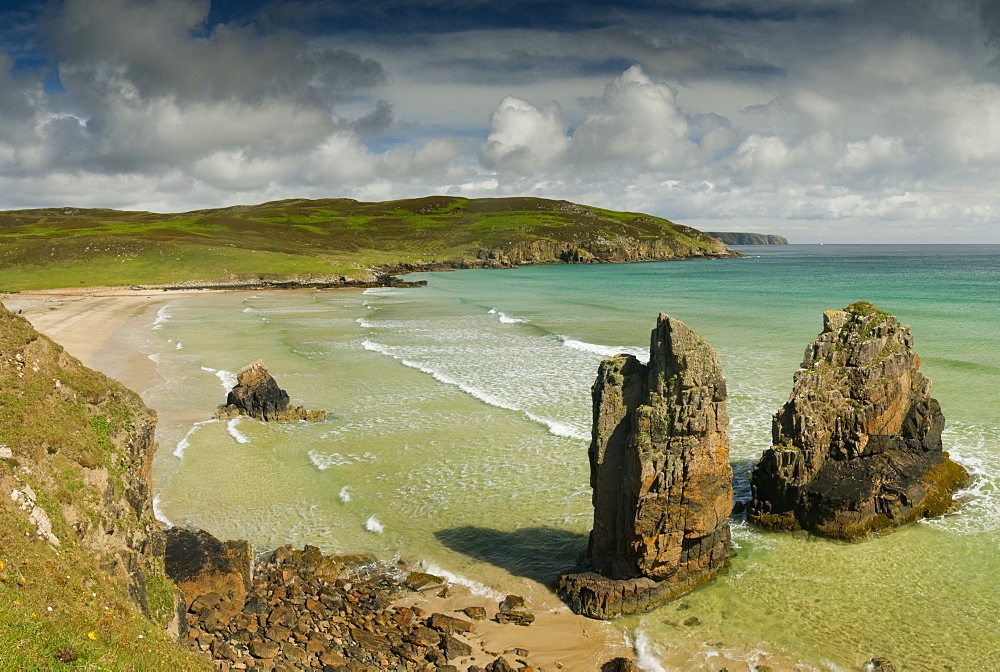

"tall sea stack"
[555,314,732,619]
[748,302,970,540]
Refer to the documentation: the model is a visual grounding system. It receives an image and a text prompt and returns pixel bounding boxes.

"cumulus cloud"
[1,0,1000,241]
[570,65,693,168]
[0,0,478,205]
[481,65,702,182]
[479,96,569,174]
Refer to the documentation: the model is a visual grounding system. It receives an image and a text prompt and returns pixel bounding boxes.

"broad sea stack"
[216,360,326,422]
[748,302,970,540]
[555,314,732,619]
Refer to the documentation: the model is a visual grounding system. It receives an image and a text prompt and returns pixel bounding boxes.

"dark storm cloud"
[0,0,999,240]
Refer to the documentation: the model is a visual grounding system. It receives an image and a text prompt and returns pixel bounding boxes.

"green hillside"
[0,196,737,292]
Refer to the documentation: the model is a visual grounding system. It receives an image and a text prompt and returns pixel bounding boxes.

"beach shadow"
[435,525,588,585]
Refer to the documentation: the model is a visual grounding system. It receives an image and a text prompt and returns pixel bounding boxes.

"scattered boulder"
[748,303,970,540]
[602,657,642,672]
[164,527,253,608]
[462,605,488,620]
[496,594,535,626]
[214,360,325,422]
[555,313,733,619]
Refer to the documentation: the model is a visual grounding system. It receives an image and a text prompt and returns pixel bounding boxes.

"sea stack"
[748,302,970,540]
[555,314,732,619]
[216,360,326,422]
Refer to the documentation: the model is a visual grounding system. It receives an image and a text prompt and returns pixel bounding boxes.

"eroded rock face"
[556,314,732,619]
[748,302,970,540]
[215,360,325,422]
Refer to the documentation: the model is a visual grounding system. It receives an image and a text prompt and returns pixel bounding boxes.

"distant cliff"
[706,232,789,245]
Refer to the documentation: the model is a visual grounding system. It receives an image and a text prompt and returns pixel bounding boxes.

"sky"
[2,1,1000,242]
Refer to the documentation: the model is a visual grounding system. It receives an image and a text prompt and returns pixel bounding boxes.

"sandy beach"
[2,287,199,394]
[0,288,642,670]
[0,287,824,671]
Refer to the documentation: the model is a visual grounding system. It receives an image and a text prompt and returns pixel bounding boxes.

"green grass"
[0,196,734,291]
[0,304,208,670]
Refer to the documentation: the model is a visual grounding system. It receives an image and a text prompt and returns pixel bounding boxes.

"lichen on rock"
[555,313,733,619]
[748,302,970,540]
[215,360,326,422]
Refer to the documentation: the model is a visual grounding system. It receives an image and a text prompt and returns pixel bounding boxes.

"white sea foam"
[227,417,250,444]
[308,450,377,469]
[173,420,217,459]
[488,307,524,324]
[174,425,199,459]
[361,339,588,440]
[152,305,172,330]
[338,486,352,503]
[921,423,1000,534]
[420,564,505,601]
[633,629,667,672]
[147,353,163,365]
[356,317,375,328]
[152,493,172,526]
[561,337,648,362]
[363,287,400,296]
[365,515,384,534]
[202,367,237,391]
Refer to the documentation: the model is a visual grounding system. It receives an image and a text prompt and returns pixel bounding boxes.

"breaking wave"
[361,339,587,440]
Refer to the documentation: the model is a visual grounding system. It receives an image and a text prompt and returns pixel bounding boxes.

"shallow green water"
[143,245,1000,670]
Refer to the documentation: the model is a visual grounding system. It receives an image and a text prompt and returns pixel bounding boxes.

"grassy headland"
[0,196,737,292]
[0,303,207,669]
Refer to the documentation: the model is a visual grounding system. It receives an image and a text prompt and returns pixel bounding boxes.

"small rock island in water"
[215,360,326,422]
[748,302,970,540]
[556,314,733,619]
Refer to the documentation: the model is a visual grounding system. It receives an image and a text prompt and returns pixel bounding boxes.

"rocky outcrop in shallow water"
[215,360,326,422]
[748,302,970,540]
[555,314,733,619]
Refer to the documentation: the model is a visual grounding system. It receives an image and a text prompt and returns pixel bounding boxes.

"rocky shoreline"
[165,528,626,672]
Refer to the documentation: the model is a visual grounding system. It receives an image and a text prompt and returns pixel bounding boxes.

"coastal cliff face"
[556,314,733,619]
[705,232,789,245]
[0,302,201,668]
[748,302,970,540]
[379,230,741,274]
[473,235,739,266]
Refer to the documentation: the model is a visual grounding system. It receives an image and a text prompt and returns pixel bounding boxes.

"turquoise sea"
[134,245,999,670]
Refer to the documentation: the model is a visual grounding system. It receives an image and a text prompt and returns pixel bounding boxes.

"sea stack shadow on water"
[748,302,970,540]
[555,314,733,619]
[215,360,326,422]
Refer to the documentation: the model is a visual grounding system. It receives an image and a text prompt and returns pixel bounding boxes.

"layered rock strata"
[215,360,326,422]
[748,302,970,540]
[556,314,733,619]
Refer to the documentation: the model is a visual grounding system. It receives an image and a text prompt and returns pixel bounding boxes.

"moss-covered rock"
[748,303,970,540]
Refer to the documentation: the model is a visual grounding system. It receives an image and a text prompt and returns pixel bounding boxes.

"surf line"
[360,339,587,440]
